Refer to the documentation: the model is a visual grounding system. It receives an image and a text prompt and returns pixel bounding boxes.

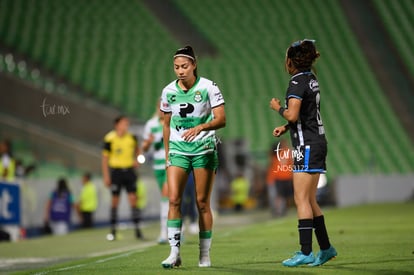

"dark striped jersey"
[285,71,327,147]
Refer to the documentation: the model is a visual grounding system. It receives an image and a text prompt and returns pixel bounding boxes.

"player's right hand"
[104,177,111,187]
[270,98,281,111]
[273,125,286,137]
[148,133,155,143]
[165,159,171,169]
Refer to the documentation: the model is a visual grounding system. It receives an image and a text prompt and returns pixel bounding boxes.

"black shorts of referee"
[110,167,137,196]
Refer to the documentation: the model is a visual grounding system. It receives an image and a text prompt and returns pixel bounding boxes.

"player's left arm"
[202,104,226,131]
[141,122,154,153]
[282,98,301,123]
[182,104,226,142]
[141,135,154,153]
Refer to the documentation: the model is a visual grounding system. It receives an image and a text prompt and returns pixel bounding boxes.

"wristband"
[278,107,286,117]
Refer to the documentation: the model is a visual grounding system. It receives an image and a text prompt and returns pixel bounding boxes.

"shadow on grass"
[330,258,414,274]
[206,257,414,275]
[208,260,318,274]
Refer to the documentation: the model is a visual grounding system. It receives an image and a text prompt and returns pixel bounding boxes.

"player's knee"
[169,198,182,209]
[196,199,210,213]
[127,193,137,206]
[111,196,120,206]
[294,194,309,207]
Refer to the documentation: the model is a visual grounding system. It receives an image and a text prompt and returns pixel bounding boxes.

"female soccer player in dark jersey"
[270,39,337,267]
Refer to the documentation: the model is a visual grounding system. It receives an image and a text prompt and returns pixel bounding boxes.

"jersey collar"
[291,71,312,80]
[175,77,200,93]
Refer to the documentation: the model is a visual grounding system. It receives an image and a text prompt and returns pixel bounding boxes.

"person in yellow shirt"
[136,179,147,210]
[76,172,98,228]
[0,139,15,182]
[102,115,142,240]
[230,172,250,211]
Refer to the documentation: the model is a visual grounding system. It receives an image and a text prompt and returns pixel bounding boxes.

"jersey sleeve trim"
[287,95,303,100]
[211,102,225,109]
[102,141,110,156]
[160,104,171,113]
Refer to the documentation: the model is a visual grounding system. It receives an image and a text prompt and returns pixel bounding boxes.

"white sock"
[160,200,169,239]
[167,220,182,256]
[199,237,212,259]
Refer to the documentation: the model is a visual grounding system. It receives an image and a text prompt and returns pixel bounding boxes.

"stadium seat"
[373,0,414,76]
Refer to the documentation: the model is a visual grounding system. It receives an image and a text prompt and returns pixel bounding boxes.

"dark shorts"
[110,168,137,196]
[293,143,327,173]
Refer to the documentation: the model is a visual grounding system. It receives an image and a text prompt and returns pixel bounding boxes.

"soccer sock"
[110,207,117,234]
[313,215,331,250]
[199,231,212,260]
[132,207,141,229]
[298,219,313,255]
[167,219,182,256]
[160,199,169,239]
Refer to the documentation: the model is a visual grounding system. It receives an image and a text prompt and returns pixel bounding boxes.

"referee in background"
[102,115,143,240]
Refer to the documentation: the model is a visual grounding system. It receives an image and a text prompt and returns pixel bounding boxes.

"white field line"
[0,258,53,268]
[0,239,158,273]
[88,241,156,258]
[31,246,151,275]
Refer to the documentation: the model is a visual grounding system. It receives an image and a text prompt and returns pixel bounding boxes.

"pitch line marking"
[32,247,149,275]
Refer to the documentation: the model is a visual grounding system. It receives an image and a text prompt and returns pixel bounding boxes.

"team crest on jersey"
[309,79,319,92]
[194,91,203,102]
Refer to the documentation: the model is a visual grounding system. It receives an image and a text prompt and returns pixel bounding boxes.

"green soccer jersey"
[143,116,165,170]
[160,77,225,156]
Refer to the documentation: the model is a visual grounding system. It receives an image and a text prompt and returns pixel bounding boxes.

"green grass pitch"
[1,202,413,274]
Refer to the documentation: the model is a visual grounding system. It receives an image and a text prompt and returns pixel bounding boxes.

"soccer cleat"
[198,256,211,267]
[282,251,315,267]
[161,254,182,268]
[309,246,337,266]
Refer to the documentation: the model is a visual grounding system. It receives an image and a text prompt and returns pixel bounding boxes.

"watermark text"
[40,98,70,117]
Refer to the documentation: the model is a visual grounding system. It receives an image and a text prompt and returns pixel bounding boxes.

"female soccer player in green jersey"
[141,101,169,244]
[160,46,226,268]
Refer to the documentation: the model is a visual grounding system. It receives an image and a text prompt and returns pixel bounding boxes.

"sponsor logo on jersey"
[168,95,176,103]
[194,91,203,102]
[215,92,223,102]
[309,79,319,92]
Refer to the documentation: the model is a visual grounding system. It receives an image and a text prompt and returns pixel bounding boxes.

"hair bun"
[287,39,319,70]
